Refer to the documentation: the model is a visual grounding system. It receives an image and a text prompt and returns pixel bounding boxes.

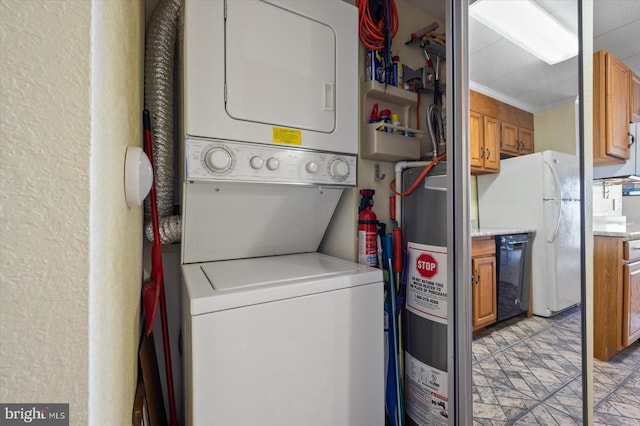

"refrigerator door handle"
[543,160,563,244]
[544,160,563,201]
[545,198,562,243]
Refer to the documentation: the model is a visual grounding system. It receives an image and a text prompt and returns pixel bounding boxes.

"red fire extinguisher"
[358,189,378,266]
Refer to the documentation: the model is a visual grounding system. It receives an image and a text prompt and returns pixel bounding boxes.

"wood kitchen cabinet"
[593,50,631,165]
[470,90,534,171]
[470,111,500,174]
[501,122,534,156]
[631,71,640,123]
[623,242,640,346]
[472,237,497,331]
[593,237,640,361]
[470,111,483,169]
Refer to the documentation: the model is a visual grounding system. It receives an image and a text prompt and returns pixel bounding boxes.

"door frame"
[450,1,594,424]
[447,0,473,423]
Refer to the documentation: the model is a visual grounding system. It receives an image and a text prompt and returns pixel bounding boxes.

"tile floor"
[471,306,640,425]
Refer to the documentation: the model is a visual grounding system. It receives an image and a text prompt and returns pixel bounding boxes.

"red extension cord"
[356,0,399,50]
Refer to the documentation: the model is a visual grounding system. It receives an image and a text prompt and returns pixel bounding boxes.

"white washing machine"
[182,252,383,425]
[180,140,385,425]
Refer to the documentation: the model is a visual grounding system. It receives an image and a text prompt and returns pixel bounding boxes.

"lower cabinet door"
[623,261,640,346]
[472,255,497,330]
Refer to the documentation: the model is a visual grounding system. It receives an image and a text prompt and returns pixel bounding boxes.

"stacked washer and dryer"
[180,1,384,425]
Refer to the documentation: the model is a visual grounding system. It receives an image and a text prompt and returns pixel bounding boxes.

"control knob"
[205,147,232,173]
[305,161,319,174]
[266,157,280,171]
[329,157,350,180]
[250,155,264,169]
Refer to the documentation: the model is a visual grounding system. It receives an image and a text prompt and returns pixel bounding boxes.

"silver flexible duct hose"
[144,0,181,244]
[145,214,182,244]
[427,104,445,158]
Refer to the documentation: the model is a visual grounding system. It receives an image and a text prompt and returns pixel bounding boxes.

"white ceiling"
[404,0,640,112]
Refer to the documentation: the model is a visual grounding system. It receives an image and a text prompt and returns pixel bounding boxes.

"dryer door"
[225,0,336,133]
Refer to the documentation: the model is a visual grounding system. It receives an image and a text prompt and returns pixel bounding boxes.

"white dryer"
[183,0,358,154]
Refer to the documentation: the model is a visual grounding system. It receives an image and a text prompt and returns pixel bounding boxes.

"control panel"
[185,137,357,186]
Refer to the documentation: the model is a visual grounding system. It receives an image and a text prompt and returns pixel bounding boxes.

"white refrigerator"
[477,150,581,317]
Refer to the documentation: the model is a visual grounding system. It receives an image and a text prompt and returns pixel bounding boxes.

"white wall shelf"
[361,80,421,161]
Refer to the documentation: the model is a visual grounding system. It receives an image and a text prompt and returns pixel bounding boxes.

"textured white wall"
[0,1,144,425]
[89,1,144,425]
[0,1,92,422]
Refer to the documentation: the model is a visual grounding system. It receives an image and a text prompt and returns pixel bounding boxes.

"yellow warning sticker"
[272,127,302,145]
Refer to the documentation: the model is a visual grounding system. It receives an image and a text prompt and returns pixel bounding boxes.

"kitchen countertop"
[593,223,640,240]
[471,228,536,238]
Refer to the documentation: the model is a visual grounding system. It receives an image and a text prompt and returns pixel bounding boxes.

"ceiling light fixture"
[469,0,578,65]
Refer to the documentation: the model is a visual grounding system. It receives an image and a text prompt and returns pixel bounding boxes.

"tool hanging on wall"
[404,22,446,97]
[419,33,445,105]
[382,233,403,426]
[357,0,399,87]
[407,24,447,155]
[357,0,399,50]
[142,113,161,339]
[405,22,439,45]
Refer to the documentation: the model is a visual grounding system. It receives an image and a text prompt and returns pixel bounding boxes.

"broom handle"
[143,110,179,425]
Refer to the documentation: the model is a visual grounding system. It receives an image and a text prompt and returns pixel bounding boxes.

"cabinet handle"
[486,149,491,159]
[630,132,636,148]
[481,148,485,159]
[475,269,480,284]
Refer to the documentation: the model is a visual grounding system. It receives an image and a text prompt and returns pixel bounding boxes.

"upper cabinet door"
[500,121,518,155]
[631,72,640,123]
[225,1,336,133]
[606,53,630,159]
[470,111,484,169]
[519,128,534,155]
[483,116,500,171]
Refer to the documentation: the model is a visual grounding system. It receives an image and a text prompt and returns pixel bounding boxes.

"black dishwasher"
[496,234,532,322]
